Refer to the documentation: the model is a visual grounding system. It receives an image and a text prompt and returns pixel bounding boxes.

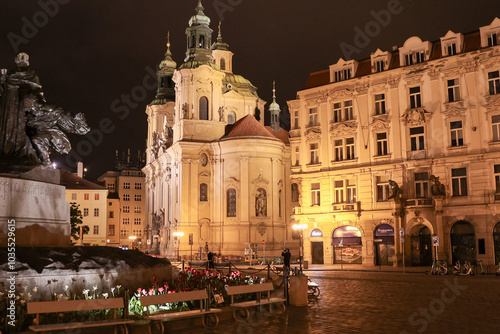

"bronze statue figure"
[0,53,90,172]
[387,180,402,200]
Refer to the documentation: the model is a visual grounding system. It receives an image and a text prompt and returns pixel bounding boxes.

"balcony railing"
[405,198,434,208]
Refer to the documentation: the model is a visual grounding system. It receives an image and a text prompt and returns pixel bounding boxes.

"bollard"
[182,260,185,271]
[228,262,232,275]
[267,264,271,280]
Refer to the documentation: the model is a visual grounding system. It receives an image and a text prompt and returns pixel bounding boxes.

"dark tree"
[70,202,89,241]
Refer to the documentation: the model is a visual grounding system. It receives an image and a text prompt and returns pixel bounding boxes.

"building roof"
[61,170,107,190]
[221,115,282,143]
[265,126,290,144]
[302,28,487,91]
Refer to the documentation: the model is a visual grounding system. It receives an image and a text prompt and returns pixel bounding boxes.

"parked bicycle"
[431,260,449,275]
[453,260,474,276]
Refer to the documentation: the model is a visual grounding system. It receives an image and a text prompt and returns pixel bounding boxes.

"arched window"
[200,183,208,202]
[278,190,282,218]
[291,183,299,202]
[191,35,196,48]
[220,58,226,71]
[199,97,209,120]
[199,35,205,48]
[227,188,236,217]
[450,221,475,264]
[227,111,236,125]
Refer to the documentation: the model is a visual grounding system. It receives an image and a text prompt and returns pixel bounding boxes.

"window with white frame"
[375,94,386,115]
[309,143,319,164]
[134,218,141,225]
[492,115,500,141]
[309,108,318,126]
[346,180,357,203]
[334,137,355,161]
[83,208,89,217]
[414,172,429,198]
[410,126,425,151]
[447,43,457,56]
[134,206,141,213]
[415,51,425,63]
[94,208,99,217]
[489,71,500,95]
[135,183,142,189]
[375,60,385,72]
[376,176,390,202]
[376,132,388,156]
[93,225,99,235]
[123,182,130,189]
[494,165,500,194]
[294,146,300,166]
[334,68,352,82]
[107,183,115,191]
[120,230,128,237]
[311,183,321,206]
[333,103,342,123]
[134,194,141,201]
[344,101,353,120]
[228,111,236,125]
[123,194,130,201]
[71,193,77,200]
[334,180,344,203]
[123,218,130,225]
[447,79,460,102]
[294,111,299,129]
[405,51,425,66]
[488,33,498,47]
[450,121,464,147]
[123,206,130,213]
[84,193,89,200]
[451,168,468,196]
[409,87,422,108]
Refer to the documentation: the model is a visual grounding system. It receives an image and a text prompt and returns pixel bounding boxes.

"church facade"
[143,2,292,260]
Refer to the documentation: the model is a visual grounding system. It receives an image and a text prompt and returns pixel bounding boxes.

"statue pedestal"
[0,171,71,247]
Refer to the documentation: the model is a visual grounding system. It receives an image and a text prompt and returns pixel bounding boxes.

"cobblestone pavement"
[180,271,500,334]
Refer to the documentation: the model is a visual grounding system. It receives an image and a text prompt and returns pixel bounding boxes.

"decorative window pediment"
[484,96,500,113]
[442,104,467,118]
[400,108,432,126]
[371,48,392,73]
[225,177,240,190]
[330,122,357,136]
[371,115,391,131]
[305,128,322,141]
[399,36,432,66]
[330,88,354,100]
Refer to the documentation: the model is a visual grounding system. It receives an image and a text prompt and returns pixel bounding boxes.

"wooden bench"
[226,282,286,322]
[27,298,134,333]
[140,289,221,333]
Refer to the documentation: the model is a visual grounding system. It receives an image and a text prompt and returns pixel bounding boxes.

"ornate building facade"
[143,2,292,259]
[288,18,500,267]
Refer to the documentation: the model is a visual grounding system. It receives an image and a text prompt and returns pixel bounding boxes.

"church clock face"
[200,153,208,166]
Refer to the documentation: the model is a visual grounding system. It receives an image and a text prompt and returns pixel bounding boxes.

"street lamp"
[292,224,307,272]
[172,232,184,261]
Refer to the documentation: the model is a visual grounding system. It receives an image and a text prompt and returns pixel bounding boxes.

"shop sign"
[310,228,323,238]
[433,235,439,246]
[375,224,394,237]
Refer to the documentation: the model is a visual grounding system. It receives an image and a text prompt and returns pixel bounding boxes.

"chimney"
[77,162,84,178]
[127,148,131,163]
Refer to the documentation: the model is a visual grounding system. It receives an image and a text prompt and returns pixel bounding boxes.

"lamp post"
[292,224,307,273]
[172,232,184,261]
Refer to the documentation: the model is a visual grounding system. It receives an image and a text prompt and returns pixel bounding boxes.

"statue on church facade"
[255,188,267,217]
[0,53,90,172]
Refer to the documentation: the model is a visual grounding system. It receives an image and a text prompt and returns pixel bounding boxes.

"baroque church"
[143,1,293,259]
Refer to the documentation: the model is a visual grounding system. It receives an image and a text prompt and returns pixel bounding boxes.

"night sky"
[1,0,498,180]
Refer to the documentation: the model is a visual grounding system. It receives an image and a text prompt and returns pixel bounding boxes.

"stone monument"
[0,53,90,247]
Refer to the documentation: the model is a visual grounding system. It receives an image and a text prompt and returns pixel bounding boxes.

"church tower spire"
[269,81,281,131]
[211,21,234,73]
[151,32,177,105]
[180,1,216,69]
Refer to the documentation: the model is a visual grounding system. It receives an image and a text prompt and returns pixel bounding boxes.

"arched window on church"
[199,35,205,48]
[220,58,226,71]
[227,111,236,125]
[200,183,208,202]
[191,35,196,48]
[199,97,209,120]
[227,188,236,217]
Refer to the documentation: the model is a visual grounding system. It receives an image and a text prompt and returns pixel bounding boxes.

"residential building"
[288,18,500,267]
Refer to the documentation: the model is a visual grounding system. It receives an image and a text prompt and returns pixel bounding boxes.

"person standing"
[207,250,215,270]
[282,248,291,271]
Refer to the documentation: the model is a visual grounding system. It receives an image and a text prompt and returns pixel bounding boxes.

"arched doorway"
[411,226,432,266]
[494,223,500,265]
[332,226,362,264]
[310,228,324,264]
[374,224,395,266]
[451,221,476,264]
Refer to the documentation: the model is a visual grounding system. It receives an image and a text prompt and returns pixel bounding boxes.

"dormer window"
[330,59,358,83]
[480,18,500,48]
[405,51,425,65]
[370,49,391,74]
[399,37,431,67]
[440,31,464,57]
